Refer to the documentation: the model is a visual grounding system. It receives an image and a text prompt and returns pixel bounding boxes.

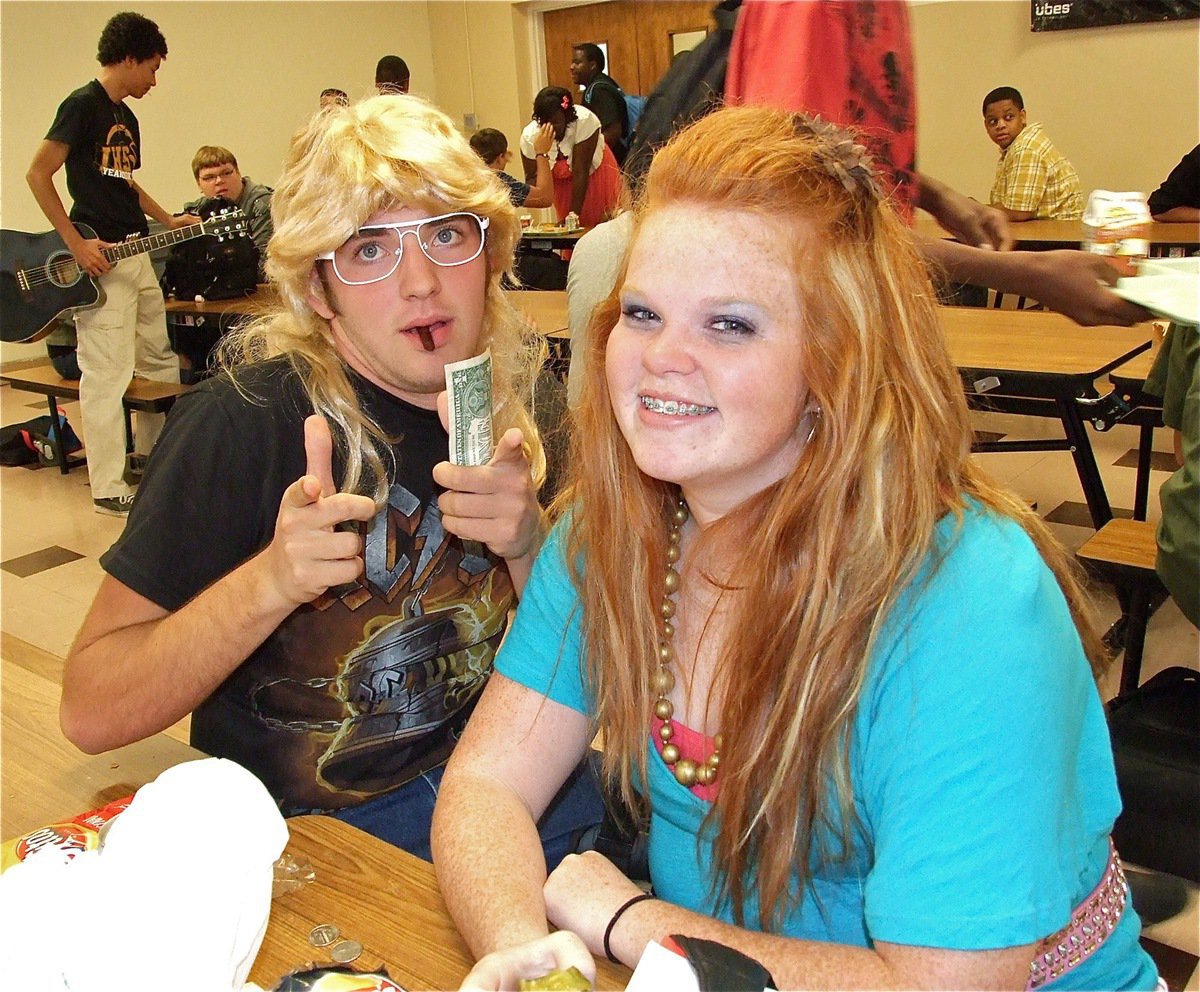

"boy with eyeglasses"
[185,145,274,271]
[164,146,273,380]
[61,95,602,862]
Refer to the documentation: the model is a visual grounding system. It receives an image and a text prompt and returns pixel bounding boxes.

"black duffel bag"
[1108,666,1200,883]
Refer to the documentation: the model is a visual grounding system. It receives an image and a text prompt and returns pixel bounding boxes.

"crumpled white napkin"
[0,757,288,992]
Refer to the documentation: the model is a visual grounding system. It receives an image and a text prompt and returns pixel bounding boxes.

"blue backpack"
[623,93,646,143]
[585,78,644,149]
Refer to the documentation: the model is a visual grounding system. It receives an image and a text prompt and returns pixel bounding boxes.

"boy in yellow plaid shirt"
[984,86,1083,222]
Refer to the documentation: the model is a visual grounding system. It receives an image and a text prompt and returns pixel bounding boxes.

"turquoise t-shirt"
[497,504,1158,989]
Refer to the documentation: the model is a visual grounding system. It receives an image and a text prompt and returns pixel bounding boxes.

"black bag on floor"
[0,423,37,466]
[0,412,82,467]
[1108,666,1200,883]
[512,247,568,291]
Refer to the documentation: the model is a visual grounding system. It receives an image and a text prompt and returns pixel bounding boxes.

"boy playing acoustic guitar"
[25,11,195,516]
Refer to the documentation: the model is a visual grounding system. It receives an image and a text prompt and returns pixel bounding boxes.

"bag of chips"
[0,794,132,873]
[1081,190,1152,277]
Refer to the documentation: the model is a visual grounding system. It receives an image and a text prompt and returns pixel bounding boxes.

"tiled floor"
[0,374,1196,986]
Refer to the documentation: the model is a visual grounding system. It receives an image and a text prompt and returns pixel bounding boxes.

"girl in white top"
[519,86,621,230]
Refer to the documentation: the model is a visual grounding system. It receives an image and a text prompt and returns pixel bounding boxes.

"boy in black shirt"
[26,11,195,516]
[1148,145,1200,223]
[571,42,628,165]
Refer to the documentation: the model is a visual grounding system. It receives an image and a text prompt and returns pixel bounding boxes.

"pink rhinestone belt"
[1026,840,1127,990]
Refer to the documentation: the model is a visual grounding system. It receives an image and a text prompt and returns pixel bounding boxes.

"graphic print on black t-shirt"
[46,81,146,241]
[105,360,515,815]
[97,120,137,181]
[243,481,512,806]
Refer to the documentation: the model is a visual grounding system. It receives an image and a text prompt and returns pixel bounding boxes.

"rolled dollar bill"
[445,350,494,466]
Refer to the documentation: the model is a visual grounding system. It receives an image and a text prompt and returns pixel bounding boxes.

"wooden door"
[632,1,714,96]
[542,1,714,97]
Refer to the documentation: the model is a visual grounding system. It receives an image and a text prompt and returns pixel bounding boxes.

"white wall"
[0,2,445,230]
[429,2,538,151]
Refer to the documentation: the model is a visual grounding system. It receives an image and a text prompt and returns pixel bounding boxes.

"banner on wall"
[1031,0,1200,31]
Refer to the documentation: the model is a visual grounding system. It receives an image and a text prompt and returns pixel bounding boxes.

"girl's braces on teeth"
[641,396,715,416]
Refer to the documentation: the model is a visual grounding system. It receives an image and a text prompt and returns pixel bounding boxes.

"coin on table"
[308,923,340,948]
[330,938,363,964]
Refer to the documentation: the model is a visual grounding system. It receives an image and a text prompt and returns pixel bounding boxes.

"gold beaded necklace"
[654,497,722,789]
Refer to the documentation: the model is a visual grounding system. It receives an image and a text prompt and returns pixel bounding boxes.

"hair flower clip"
[560,93,571,111]
[791,114,882,200]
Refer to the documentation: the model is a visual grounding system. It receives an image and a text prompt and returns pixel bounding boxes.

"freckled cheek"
[604,332,638,393]
[604,361,620,405]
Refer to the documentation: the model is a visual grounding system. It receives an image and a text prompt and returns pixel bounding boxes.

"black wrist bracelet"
[603,891,655,964]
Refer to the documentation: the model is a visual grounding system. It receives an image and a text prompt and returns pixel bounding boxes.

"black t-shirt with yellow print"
[46,79,147,242]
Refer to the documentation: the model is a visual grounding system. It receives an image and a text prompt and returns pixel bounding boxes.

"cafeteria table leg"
[1133,422,1154,521]
[1119,581,1152,695]
[1057,396,1113,529]
[124,405,135,453]
[45,394,69,475]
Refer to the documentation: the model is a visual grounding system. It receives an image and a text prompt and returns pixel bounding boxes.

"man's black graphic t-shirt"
[102,358,514,814]
[46,80,147,242]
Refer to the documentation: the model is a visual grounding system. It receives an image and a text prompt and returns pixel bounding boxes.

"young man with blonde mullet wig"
[62,95,603,861]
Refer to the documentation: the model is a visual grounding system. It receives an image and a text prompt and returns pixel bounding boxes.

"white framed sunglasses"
[317,211,490,286]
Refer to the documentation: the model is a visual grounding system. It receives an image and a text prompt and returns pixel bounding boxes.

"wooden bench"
[1077,518,1165,695]
[0,365,190,475]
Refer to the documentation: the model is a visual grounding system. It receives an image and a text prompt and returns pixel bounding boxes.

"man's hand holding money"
[435,401,544,596]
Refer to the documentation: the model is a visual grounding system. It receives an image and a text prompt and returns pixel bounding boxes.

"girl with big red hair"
[433,106,1160,992]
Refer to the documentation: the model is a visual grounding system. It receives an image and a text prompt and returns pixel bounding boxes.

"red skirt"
[552,142,622,229]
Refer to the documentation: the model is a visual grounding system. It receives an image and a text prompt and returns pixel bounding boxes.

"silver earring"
[804,406,822,446]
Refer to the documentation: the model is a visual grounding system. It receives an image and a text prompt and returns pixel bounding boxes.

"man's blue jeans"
[327,757,605,869]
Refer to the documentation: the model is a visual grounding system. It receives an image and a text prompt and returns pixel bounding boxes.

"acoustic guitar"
[0,209,247,344]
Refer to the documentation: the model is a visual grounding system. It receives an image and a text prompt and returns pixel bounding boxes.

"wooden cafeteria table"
[465,299,1151,532]
[940,306,1153,529]
[1,653,630,990]
[507,288,568,334]
[913,215,1200,254]
[253,815,631,990]
[1008,219,1199,255]
[164,283,276,313]
[164,282,276,328]
[520,226,587,251]
[167,287,1156,527]
[0,657,205,840]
